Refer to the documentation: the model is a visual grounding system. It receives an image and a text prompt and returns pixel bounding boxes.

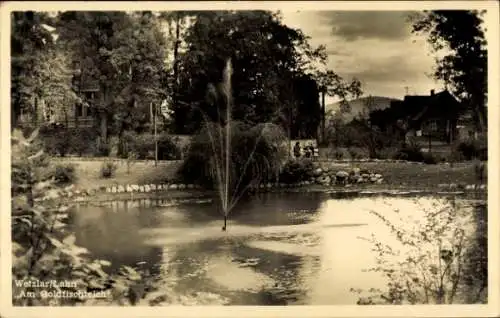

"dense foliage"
[278,159,315,184]
[178,121,287,208]
[354,198,487,304]
[11,129,149,305]
[55,12,169,144]
[411,10,488,133]
[121,131,182,160]
[11,12,79,129]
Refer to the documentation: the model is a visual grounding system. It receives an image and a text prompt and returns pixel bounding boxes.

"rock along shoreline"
[51,180,487,204]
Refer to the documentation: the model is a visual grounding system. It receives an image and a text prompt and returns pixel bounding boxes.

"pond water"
[71,192,486,305]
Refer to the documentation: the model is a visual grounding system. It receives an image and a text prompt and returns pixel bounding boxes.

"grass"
[57,158,484,192]
[53,159,182,190]
[319,161,484,189]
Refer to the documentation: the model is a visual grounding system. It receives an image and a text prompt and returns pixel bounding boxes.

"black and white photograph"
[1,1,499,317]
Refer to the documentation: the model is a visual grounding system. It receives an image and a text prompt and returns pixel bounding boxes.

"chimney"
[430,89,435,96]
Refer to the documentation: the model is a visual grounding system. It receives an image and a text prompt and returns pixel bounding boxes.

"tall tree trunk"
[100,112,108,144]
[12,103,19,131]
[99,87,108,144]
[172,13,181,132]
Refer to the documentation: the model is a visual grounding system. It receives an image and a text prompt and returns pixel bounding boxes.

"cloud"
[281,11,441,99]
[317,11,416,42]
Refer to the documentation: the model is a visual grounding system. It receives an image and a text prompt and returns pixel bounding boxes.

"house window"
[75,103,84,117]
[427,119,438,132]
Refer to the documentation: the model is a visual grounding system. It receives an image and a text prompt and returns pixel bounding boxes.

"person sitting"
[293,141,301,158]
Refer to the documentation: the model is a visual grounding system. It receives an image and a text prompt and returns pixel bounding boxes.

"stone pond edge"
[50,181,487,204]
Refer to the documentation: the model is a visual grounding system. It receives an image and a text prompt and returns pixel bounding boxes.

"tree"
[314,69,363,143]
[11,129,149,305]
[410,10,487,133]
[55,12,168,149]
[173,10,329,134]
[11,12,78,130]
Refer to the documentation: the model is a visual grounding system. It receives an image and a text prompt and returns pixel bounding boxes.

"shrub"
[455,137,487,161]
[474,160,487,183]
[52,163,77,185]
[374,147,398,160]
[157,134,182,160]
[39,124,72,156]
[279,159,315,184]
[100,161,118,179]
[122,131,181,160]
[422,153,438,165]
[68,128,98,156]
[330,147,349,160]
[126,151,139,174]
[38,125,98,157]
[354,198,487,304]
[178,121,287,195]
[96,142,110,157]
[393,141,424,162]
[348,147,369,160]
[11,128,151,305]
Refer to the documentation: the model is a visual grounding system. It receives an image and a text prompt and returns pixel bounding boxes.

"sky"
[281,11,443,104]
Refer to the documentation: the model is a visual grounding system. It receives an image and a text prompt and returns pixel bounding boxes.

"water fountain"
[199,58,234,231]
[221,58,232,231]
[192,58,287,232]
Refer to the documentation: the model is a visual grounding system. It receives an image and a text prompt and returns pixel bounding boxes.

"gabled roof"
[411,90,460,121]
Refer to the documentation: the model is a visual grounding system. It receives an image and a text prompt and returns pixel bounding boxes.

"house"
[369,89,466,146]
[17,67,97,129]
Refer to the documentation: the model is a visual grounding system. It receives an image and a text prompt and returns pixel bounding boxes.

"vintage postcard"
[1,1,499,317]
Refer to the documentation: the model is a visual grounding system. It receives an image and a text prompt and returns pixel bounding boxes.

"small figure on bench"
[293,141,301,159]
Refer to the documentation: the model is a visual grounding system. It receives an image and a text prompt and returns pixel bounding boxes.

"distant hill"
[325,96,401,123]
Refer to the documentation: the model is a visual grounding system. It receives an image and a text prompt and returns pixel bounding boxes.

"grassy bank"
[319,161,485,189]
[58,158,484,192]
[55,159,182,190]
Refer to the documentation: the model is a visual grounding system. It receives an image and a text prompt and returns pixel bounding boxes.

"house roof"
[390,90,459,120]
[411,90,460,121]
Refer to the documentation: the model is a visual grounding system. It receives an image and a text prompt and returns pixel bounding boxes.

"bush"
[393,141,425,162]
[374,147,398,160]
[422,153,438,165]
[455,137,487,161]
[68,128,98,156]
[96,142,110,157]
[52,163,77,185]
[157,134,182,160]
[11,128,151,306]
[279,159,315,184]
[100,161,118,179]
[330,147,349,160]
[474,160,487,183]
[121,131,181,160]
[354,198,487,304]
[39,124,71,156]
[38,125,98,157]
[178,121,287,194]
[348,147,369,160]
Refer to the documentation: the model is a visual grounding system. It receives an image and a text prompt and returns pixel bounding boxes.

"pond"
[70,192,486,305]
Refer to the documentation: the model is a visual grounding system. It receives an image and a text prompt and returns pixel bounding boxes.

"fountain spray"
[222,58,232,231]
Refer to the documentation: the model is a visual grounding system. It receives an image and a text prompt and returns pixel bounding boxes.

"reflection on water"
[71,193,485,305]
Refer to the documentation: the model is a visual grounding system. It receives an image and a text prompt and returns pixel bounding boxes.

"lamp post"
[320,86,327,144]
[151,101,158,167]
[155,102,158,167]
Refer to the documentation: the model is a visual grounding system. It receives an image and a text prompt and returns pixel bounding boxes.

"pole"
[154,102,158,167]
[321,89,326,144]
